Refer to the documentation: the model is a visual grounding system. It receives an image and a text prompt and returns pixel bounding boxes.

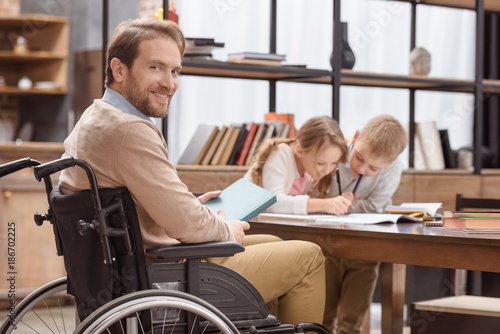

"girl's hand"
[307,195,355,215]
[323,195,353,215]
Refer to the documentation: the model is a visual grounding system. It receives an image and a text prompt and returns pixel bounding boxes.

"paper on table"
[385,203,442,216]
[257,213,422,225]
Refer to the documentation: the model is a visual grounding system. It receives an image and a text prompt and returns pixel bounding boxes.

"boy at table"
[320,115,407,334]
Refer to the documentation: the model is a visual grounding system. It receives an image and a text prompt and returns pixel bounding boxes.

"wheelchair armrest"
[146,241,244,261]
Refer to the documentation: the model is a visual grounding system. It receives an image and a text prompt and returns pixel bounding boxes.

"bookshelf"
[0,15,69,95]
[172,0,497,174]
[0,15,69,142]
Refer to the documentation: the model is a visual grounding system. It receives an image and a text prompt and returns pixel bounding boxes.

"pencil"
[336,169,342,195]
[352,174,363,194]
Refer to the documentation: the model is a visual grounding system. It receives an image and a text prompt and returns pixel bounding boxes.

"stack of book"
[227,52,286,66]
[177,121,293,166]
[184,38,224,59]
[432,211,500,237]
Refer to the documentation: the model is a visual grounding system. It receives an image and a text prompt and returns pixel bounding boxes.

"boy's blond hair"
[357,115,407,162]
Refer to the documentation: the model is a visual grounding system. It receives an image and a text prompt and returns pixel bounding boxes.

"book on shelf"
[245,123,267,166]
[201,125,227,165]
[265,113,296,138]
[255,213,422,225]
[177,124,219,165]
[227,52,286,61]
[184,37,224,58]
[385,202,442,217]
[416,121,446,170]
[279,123,290,138]
[203,178,277,222]
[227,124,248,165]
[211,125,235,165]
[439,129,458,169]
[442,217,500,230]
[227,58,283,66]
[236,122,258,166]
[443,211,500,219]
[219,126,240,166]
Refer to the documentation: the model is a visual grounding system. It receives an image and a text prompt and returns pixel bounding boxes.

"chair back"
[455,193,500,211]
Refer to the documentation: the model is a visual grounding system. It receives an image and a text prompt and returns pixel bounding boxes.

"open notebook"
[256,213,422,225]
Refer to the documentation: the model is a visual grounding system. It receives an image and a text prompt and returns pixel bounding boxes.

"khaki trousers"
[323,256,380,334]
[208,234,326,325]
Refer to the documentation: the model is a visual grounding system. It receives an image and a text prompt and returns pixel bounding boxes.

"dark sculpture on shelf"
[330,21,355,70]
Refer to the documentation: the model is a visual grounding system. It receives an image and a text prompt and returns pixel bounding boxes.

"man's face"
[121,37,182,118]
[349,139,392,177]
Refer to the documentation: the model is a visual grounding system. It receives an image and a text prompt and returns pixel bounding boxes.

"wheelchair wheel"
[0,277,76,334]
[75,289,239,334]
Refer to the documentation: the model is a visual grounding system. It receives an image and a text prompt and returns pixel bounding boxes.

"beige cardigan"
[59,99,235,252]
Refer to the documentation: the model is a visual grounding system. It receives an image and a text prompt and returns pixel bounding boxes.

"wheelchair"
[1,156,329,334]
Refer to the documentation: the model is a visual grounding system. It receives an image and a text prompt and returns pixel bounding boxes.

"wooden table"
[248,218,500,334]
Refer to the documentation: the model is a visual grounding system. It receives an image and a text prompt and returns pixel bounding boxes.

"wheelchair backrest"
[35,158,149,321]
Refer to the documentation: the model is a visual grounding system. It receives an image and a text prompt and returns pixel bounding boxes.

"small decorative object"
[18,76,32,90]
[14,36,28,54]
[457,149,473,171]
[410,47,431,76]
[0,75,5,88]
[330,21,356,70]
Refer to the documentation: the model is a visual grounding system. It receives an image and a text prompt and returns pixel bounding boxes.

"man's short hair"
[357,115,408,162]
[105,18,185,87]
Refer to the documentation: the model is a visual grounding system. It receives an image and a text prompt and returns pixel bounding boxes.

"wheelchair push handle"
[0,157,41,178]
[33,156,80,181]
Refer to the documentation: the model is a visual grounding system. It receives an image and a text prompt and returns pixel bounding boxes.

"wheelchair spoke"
[189,314,199,334]
[18,320,41,333]
[57,295,67,333]
[32,308,56,334]
[201,320,210,334]
[170,309,182,334]
[136,312,146,334]
[43,299,62,334]
[119,319,125,333]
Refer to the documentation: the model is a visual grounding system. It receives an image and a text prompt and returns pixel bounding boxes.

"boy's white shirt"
[326,144,404,213]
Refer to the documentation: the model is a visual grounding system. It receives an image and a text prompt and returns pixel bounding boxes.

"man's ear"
[351,130,361,145]
[110,58,125,83]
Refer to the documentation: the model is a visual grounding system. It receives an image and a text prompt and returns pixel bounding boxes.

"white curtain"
[167,0,476,167]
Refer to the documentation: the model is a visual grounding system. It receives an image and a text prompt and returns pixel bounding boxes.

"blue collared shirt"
[102,87,156,124]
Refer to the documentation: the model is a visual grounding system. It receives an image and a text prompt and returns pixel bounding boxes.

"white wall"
[167,0,476,167]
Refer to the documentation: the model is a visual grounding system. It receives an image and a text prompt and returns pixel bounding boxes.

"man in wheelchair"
[59,17,326,329]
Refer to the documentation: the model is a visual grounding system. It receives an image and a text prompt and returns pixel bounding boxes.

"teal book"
[204,178,277,221]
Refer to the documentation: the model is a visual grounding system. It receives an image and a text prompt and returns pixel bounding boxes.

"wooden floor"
[0,303,411,333]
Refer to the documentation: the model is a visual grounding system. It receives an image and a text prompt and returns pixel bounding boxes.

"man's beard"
[122,75,171,118]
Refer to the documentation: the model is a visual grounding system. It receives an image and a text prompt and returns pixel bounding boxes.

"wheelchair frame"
[0,157,329,334]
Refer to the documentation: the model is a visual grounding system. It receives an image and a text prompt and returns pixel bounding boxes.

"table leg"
[380,263,406,334]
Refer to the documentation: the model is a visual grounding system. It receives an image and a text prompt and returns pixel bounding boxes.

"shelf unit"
[0,15,69,95]
[99,1,499,173]
[174,0,498,174]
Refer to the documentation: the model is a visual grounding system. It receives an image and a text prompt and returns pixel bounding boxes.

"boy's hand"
[341,192,359,209]
[197,190,222,204]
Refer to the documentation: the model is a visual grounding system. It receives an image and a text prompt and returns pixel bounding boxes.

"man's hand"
[197,190,221,204]
[217,210,250,244]
[226,220,250,244]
